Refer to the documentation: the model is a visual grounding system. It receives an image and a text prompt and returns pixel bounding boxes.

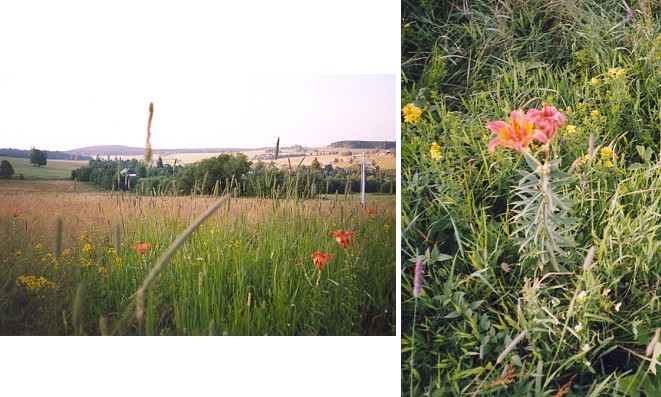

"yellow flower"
[590,77,600,85]
[115,257,121,265]
[18,275,59,292]
[98,267,107,273]
[402,103,423,124]
[604,160,613,168]
[600,147,613,159]
[35,243,43,250]
[12,249,21,256]
[83,243,91,252]
[79,231,89,242]
[607,67,626,79]
[430,142,443,160]
[565,106,572,115]
[590,109,599,118]
[106,247,115,255]
[61,248,71,256]
[566,125,577,134]
[597,160,603,167]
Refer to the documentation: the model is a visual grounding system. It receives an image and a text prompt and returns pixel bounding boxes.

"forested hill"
[329,141,395,149]
[0,148,92,161]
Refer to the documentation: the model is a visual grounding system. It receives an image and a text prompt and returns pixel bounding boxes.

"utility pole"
[361,152,366,206]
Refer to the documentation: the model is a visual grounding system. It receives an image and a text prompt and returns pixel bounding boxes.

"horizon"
[1,139,397,154]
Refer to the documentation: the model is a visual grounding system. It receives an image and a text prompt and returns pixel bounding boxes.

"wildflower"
[590,109,599,118]
[582,343,591,352]
[79,231,88,242]
[413,256,424,297]
[311,252,334,270]
[11,210,21,218]
[106,247,115,255]
[12,249,21,256]
[615,302,622,312]
[500,262,511,272]
[590,77,600,85]
[597,160,603,167]
[365,208,377,214]
[402,103,423,124]
[35,243,43,250]
[566,125,577,134]
[583,360,592,367]
[83,243,91,252]
[529,102,567,143]
[600,147,613,159]
[486,109,544,154]
[602,288,611,296]
[98,267,107,273]
[604,160,613,168]
[131,242,153,255]
[577,290,588,304]
[607,67,626,79]
[575,322,584,333]
[384,224,390,233]
[329,229,356,249]
[565,106,572,115]
[61,248,71,256]
[430,141,443,160]
[18,275,58,292]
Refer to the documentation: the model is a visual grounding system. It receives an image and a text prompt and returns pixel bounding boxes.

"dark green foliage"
[29,148,47,167]
[0,160,14,179]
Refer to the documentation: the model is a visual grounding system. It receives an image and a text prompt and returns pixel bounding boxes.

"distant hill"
[0,148,92,161]
[66,145,248,157]
[329,141,396,149]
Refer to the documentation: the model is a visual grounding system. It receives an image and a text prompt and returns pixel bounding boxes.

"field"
[402,1,661,396]
[0,180,395,335]
[0,156,87,180]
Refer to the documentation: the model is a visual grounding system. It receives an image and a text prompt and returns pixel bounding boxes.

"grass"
[0,181,395,335]
[402,0,661,395]
[0,156,87,180]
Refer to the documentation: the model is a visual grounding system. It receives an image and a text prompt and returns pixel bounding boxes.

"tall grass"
[0,185,395,336]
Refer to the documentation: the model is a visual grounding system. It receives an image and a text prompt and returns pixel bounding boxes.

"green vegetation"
[1,190,395,335]
[402,0,661,395]
[0,160,14,179]
[71,153,397,196]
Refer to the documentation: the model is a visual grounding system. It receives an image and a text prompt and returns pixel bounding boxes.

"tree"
[310,157,322,171]
[156,156,164,168]
[29,148,47,167]
[0,160,14,179]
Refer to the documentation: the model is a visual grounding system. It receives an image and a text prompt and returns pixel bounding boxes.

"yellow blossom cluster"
[607,67,626,79]
[596,146,618,168]
[430,142,442,160]
[402,103,423,124]
[228,239,240,249]
[18,275,59,292]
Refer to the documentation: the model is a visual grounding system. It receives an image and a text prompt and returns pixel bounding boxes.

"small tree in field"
[0,160,14,179]
[311,157,322,171]
[29,148,47,167]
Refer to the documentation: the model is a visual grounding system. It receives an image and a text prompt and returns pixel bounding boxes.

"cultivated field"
[0,180,395,335]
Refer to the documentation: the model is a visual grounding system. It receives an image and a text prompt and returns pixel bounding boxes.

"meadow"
[402,1,661,395]
[0,156,87,180]
[0,180,395,335]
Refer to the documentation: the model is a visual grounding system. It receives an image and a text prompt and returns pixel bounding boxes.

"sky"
[0,1,397,152]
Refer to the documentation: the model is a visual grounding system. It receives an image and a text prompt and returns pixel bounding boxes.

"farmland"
[0,180,395,335]
[0,156,87,180]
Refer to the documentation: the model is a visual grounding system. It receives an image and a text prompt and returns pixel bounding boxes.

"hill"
[66,145,247,157]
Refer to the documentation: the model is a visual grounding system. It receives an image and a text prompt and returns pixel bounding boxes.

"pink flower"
[413,256,424,298]
[486,109,545,154]
[131,242,152,255]
[529,102,566,143]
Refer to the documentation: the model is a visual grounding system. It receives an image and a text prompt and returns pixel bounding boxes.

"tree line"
[70,153,396,197]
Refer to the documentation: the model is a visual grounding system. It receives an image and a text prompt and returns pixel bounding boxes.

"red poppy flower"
[329,229,356,249]
[311,252,334,270]
[11,210,21,218]
[131,242,152,254]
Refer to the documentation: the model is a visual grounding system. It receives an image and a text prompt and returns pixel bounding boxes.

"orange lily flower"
[486,109,545,154]
[365,208,377,214]
[11,210,21,218]
[311,252,334,270]
[329,229,356,249]
[131,242,152,255]
[528,102,567,143]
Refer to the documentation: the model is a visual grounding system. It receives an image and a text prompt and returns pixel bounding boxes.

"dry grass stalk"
[145,102,154,165]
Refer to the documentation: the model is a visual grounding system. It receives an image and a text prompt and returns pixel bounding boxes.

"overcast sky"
[0,1,397,152]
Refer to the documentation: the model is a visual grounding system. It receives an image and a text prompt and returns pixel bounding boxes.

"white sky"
[0,1,397,152]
